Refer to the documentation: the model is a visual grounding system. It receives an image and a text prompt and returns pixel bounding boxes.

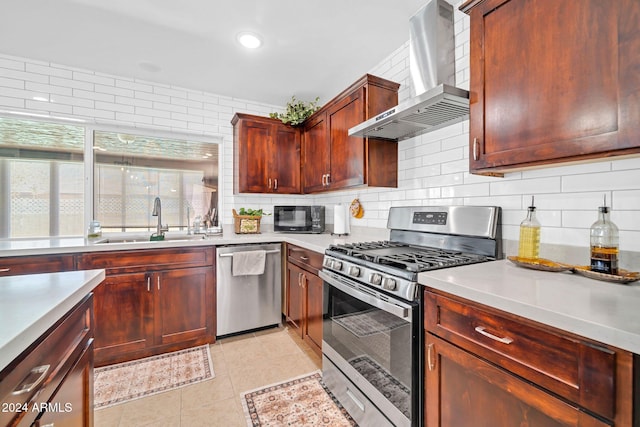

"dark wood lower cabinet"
[93,273,153,363]
[154,267,214,346]
[425,334,608,427]
[285,244,324,356]
[0,295,94,427]
[34,341,94,427]
[424,288,636,427]
[303,272,323,353]
[79,247,216,366]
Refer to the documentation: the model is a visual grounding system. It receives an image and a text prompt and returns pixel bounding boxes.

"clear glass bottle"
[518,198,541,260]
[590,203,619,275]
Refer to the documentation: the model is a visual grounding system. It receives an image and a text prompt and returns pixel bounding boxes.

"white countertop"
[418,260,640,354]
[0,269,106,372]
[0,226,390,257]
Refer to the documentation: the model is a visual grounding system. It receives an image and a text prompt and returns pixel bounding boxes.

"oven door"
[320,269,421,427]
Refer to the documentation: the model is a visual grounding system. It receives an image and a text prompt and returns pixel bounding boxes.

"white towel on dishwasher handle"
[231,250,266,276]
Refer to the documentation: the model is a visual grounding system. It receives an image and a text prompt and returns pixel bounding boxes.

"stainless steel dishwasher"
[216,243,282,337]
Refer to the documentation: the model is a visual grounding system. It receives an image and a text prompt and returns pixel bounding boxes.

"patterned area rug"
[94,345,214,409]
[241,371,357,427]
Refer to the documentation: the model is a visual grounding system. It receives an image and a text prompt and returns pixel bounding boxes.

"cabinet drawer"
[78,247,214,273]
[287,244,323,274]
[0,295,92,427]
[424,290,616,419]
[0,254,75,277]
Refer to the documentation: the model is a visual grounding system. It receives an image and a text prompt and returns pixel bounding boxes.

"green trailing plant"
[238,208,270,216]
[270,96,321,126]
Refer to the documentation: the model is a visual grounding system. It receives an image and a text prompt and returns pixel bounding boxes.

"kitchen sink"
[93,234,208,244]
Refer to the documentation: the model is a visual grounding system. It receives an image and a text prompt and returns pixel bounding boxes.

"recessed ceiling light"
[237,32,262,49]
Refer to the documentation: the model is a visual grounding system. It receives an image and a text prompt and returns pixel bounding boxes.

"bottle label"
[590,246,619,275]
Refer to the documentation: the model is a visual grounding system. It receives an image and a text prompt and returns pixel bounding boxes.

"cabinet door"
[93,273,153,365]
[303,272,323,356]
[236,118,270,193]
[155,267,214,345]
[327,89,366,190]
[302,112,330,193]
[271,125,301,193]
[34,341,93,427]
[286,262,304,333]
[424,334,609,427]
[466,0,640,174]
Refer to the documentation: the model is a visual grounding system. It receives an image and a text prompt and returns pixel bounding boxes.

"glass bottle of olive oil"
[518,197,541,261]
[590,197,619,275]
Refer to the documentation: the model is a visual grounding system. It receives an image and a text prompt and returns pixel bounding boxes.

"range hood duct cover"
[349,0,469,141]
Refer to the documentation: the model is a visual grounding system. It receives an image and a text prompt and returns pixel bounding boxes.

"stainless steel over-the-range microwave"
[273,205,325,234]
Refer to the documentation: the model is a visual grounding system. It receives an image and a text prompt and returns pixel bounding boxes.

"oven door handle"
[320,270,410,320]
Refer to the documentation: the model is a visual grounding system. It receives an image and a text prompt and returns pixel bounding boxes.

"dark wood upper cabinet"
[302,74,400,193]
[461,0,640,175]
[232,113,301,194]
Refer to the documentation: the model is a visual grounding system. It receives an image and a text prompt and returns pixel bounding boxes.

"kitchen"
[1,0,639,426]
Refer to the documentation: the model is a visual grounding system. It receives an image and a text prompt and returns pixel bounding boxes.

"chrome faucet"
[152,197,169,237]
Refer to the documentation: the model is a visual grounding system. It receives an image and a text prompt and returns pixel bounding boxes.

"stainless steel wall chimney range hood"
[349,0,469,141]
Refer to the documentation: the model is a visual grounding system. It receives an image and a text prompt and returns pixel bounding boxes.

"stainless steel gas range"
[320,206,502,427]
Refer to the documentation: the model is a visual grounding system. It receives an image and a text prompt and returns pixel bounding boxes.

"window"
[93,130,219,233]
[0,117,84,238]
[0,116,220,238]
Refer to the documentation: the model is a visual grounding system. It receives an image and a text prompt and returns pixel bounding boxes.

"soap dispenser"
[590,195,619,275]
[518,196,541,260]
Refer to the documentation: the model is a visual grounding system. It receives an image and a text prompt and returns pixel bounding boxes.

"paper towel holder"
[331,203,350,237]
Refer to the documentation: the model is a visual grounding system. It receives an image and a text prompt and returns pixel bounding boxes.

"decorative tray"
[507,256,573,272]
[571,266,640,284]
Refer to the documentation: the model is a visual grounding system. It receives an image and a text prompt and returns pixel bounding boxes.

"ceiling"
[1,0,431,107]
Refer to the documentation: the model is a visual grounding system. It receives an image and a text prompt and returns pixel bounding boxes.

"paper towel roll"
[333,204,350,235]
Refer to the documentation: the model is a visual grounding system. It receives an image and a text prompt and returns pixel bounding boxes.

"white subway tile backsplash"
[614,190,640,209]
[0,57,25,70]
[50,76,93,91]
[25,63,72,79]
[490,177,561,196]
[26,99,72,114]
[72,72,114,86]
[562,169,640,192]
[0,67,49,84]
[0,95,25,108]
[0,76,25,90]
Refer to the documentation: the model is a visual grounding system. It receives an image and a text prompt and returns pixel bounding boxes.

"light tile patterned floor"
[94,326,321,427]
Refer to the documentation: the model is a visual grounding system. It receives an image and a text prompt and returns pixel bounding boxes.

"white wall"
[1,0,639,261]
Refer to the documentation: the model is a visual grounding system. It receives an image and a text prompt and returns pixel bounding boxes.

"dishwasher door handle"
[219,249,281,258]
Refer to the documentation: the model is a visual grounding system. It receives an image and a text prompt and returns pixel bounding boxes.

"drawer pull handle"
[346,388,365,412]
[475,326,513,344]
[12,364,50,395]
[299,256,309,261]
[427,343,435,371]
[0,268,10,273]
[473,137,479,161]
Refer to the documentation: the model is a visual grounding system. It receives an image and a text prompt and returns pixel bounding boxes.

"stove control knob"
[323,259,333,268]
[382,277,397,291]
[369,273,382,286]
[333,261,343,271]
[348,266,361,277]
